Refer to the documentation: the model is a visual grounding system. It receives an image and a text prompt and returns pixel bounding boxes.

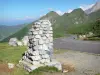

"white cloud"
[66,9,73,13]
[15,16,34,20]
[24,16,34,19]
[40,14,46,17]
[79,4,94,11]
[48,8,53,11]
[55,10,64,15]
[40,8,53,12]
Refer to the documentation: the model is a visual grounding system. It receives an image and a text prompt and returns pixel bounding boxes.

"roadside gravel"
[54,50,100,75]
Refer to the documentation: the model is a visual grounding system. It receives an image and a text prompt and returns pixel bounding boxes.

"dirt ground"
[54,50,100,75]
[0,63,14,75]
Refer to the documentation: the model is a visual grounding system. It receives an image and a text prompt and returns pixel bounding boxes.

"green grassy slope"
[1,11,59,42]
[0,24,26,41]
[89,9,100,22]
[1,8,100,42]
[1,23,32,42]
[53,8,88,37]
[66,9,100,34]
[40,11,60,24]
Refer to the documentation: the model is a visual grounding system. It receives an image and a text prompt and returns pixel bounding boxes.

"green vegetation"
[0,43,63,75]
[89,10,100,22]
[0,24,26,41]
[91,19,100,36]
[84,37,100,41]
[67,23,92,35]
[30,66,59,75]
[1,8,100,42]
[0,43,26,64]
[96,73,100,75]
[0,43,67,64]
[12,66,60,75]
[1,23,32,42]
[40,11,60,24]
[53,8,88,36]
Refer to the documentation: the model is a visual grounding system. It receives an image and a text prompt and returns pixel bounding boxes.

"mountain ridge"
[1,2,100,42]
[85,1,100,14]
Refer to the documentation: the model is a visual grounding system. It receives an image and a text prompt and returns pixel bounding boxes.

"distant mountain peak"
[85,1,100,14]
[40,11,60,20]
[71,8,85,14]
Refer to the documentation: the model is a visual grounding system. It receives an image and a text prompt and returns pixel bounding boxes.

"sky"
[0,0,98,25]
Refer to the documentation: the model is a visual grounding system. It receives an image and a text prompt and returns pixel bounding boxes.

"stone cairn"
[19,20,61,72]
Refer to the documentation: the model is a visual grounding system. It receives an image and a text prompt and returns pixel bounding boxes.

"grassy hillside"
[67,23,93,34]
[66,9,100,35]
[89,9,100,22]
[40,11,60,24]
[53,8,88,37]
[0,43,67,75]
[1,23,32,42]
[1,11,59,42]
[0,25,25,41]
[54,8,88,26]
[1,8,100,42]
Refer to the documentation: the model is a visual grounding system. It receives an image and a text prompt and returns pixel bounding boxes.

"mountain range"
[1,1,100,42]
[85,1,100,14]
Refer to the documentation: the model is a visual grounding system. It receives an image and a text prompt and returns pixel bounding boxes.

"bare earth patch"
[0,63,14,75]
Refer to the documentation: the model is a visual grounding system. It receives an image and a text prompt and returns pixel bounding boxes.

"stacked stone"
[19,20,53,72]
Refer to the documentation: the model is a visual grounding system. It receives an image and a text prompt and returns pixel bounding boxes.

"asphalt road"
[54,37,100,54]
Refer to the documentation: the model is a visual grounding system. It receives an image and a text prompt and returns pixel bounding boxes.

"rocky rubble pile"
[19,20,61,72]
[9,38,18,46]
[9,36,28,46]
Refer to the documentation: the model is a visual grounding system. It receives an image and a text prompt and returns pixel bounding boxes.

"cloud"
[79,4,94,11]
[15,16,34,20]
[66,9,73,13]
[40,14,46,17]
[48,8,53,11]
[24,16,34,19]
[40,8,53,12]
[55,10,64,15]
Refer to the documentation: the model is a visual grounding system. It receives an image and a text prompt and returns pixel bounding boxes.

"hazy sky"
[0,0,98,25]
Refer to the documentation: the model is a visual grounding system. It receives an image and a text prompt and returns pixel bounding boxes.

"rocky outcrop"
[22,36,28,46]
[9,38,23,46]
[17,41,23,46]
[9,38,18,46]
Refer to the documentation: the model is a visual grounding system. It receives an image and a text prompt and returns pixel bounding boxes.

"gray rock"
[42,54,50,59]
[40,59,46,64]
[39,51,46,55]
[31,56,41,61]
[22,36,28,46]
[38,39,44,44]
[43,44,49,51]
[9,38,18,46]
[33,31,38,35]
[31,51,39,56]
[32,61,40,65]
[38,30,43,34]
[38,45,43,50]
[35,35,41,39]
[46,60,62,71]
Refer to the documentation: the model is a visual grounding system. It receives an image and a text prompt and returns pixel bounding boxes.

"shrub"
[30,66,60,75]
